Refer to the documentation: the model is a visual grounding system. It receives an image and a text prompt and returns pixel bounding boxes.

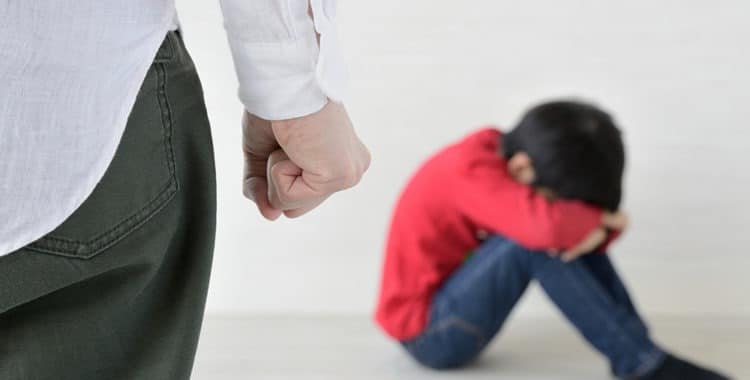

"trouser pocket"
[25,33,181,260]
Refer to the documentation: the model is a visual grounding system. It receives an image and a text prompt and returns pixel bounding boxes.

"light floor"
[193,315,748,380]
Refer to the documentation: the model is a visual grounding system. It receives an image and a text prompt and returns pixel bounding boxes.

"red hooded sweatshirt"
[375,128,613,341]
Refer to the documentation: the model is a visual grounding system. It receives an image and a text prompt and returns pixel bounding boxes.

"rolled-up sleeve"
[219,0,347,120]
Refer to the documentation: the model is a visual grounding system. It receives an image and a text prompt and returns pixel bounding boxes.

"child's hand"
[602,211,629,232]
[559,211,628,262]
[560,227,608,262]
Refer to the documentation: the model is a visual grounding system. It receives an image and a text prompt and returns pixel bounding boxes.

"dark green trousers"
[0,31,216,380]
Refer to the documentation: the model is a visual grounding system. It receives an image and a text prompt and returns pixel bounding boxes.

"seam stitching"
[27,58,179,259]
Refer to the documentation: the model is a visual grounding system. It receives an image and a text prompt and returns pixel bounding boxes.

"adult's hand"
[242,101,371,220]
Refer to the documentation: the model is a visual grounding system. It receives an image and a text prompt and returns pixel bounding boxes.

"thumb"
[243,176,282,221]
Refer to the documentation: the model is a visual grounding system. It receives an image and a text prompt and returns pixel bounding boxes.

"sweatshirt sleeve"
[458,159,605,251]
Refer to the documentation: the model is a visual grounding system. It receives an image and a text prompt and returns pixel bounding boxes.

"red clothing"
[375,128,609,341]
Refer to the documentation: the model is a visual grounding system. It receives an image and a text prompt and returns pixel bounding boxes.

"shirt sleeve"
[218,0,347,120]
[459,163,605,251]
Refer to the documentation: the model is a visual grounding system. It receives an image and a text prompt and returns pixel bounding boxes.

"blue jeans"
[402,235,665,379]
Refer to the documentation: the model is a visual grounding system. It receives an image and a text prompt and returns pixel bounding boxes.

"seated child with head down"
[375,100,730,380]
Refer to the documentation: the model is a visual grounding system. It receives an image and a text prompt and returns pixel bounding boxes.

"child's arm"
[559,211,628,261]
[458,165,607,251]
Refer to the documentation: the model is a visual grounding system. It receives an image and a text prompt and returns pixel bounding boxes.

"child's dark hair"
[502,100,625,211]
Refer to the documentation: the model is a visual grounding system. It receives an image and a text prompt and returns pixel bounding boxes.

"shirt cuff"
[223,0,347,121]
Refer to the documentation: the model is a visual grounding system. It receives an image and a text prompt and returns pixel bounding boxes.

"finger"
[243,111,279,181]
[243,176,282,221]
[601,213,617,230]
[561,243,584,260]
[602,211,628,231]
[561,228,607,262]
[560,245,586,262]
[244,153,268,184]
[270,103,366,195]
[268,154,325,211]
[562,246,590,262]
[282,195,330,218]
[561,242,595,262]
[267,150,302,210]
[561,249,585,263]
[265,149,288,209]
[269,160,322,210]
[243,148,282,220]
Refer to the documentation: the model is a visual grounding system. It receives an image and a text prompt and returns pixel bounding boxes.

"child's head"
[502,100,625,211]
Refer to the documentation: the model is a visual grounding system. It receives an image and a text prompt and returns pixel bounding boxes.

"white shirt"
[0,0,346,256]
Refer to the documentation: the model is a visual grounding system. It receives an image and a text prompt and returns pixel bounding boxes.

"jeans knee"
[405,333,481,371]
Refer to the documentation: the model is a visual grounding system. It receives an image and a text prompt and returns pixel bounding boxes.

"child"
[374,100,730,380]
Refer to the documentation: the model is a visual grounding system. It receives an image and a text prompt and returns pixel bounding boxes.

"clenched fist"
[242,101,371,220]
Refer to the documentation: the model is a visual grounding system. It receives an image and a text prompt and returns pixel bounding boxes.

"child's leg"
[571,257,731,380]
[401,236,532,369]
[580,254,650,339]
[527,251,665,379]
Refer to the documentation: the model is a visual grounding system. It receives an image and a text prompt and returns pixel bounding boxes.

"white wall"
[176,0,750,317]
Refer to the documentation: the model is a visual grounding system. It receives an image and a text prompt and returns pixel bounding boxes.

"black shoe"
[642,354,731,380]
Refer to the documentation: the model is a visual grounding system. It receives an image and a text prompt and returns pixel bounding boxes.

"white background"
[175,1,750,318]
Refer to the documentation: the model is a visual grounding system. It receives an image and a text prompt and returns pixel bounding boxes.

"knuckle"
[318,163,360,190]
[340,164,363,189]
[270,163,284,179]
